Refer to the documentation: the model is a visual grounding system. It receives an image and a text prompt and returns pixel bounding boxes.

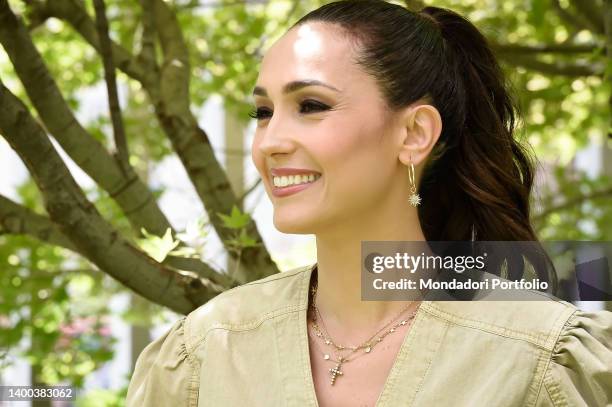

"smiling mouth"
[271,173,322,189]
[270,174,322,197]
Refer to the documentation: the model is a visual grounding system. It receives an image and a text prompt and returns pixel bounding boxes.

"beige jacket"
[126,263,612,407]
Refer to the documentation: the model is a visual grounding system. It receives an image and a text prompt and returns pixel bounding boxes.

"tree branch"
[0,194,235,288]
[491,41,602,55]
[552,0,594,33]
[93,0,131,176]
[0,0,170,237]
[153,0,190,115]
[569,0,605,34]
[0,194,77,251]
[149,0,277,282]
[137,0,157,72]
[22,0,51,31]
[533,186,612,222]
[497,53,605,77]
[24,0,278,282]
[29,0,155,90]
[26,0,163,97]
[22,0,278,284]
[0,80,223,314]
[237,177,262,209]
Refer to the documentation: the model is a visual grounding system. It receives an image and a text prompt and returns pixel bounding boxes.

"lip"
[271,175,322,197]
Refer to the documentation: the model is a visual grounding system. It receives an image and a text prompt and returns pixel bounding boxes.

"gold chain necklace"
[308,282,421,385]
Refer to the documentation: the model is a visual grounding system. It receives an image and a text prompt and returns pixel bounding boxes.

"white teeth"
[273,173,320,188]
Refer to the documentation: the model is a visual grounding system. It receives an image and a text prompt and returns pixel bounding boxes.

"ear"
[397,103,442,167]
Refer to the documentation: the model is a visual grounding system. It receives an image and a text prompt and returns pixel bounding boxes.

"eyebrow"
[252,80,340,97]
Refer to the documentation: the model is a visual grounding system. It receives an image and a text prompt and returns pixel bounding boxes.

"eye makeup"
[248,99,332,120]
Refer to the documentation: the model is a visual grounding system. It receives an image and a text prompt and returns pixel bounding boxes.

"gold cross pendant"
[329,361,344,385]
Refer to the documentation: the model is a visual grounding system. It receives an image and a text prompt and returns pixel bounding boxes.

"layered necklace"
[307,278,421,386]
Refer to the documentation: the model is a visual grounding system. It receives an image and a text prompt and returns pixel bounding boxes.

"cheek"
[316,137,392,216]
[320,121,390,182]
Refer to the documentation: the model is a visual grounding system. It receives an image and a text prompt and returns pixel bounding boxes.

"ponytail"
[417,7,556,289]
[292,0,558,292]
[418,6,531,241]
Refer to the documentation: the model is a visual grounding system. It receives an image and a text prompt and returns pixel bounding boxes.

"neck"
[310,202,427,342]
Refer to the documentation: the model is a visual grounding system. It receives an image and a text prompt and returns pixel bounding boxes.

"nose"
[255,111,297,158]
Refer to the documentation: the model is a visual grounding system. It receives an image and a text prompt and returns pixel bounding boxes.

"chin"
[273,213,314,235]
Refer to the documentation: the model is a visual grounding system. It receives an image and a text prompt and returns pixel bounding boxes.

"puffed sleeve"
[536,309,612,407]
[126,317,200,407]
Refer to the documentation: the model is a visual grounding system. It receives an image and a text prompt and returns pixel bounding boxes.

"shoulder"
[420,293,579,350]
[420,299,612,406]
[126,265,314,407]
[539,307,612,406]
[182,263,313,348]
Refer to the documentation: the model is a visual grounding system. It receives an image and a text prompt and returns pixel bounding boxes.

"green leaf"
[136,228,180,263]
[216,205,251,229]
[235,228,260,249]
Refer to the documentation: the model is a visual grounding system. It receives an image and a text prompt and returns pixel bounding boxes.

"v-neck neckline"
[298,262,429,407]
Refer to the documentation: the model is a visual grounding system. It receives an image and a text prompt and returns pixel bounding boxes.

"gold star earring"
[408,154,421,207]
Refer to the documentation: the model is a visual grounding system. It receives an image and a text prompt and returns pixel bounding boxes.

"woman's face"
[251,22,405,234]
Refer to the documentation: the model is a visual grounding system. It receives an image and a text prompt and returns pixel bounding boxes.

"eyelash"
[248,100,330,120]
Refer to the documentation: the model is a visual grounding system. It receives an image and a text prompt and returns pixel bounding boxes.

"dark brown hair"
[291,0,557,291]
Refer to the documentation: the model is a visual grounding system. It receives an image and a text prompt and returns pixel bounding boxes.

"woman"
[126,1,612,406]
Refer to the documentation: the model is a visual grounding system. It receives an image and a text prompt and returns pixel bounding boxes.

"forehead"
[257,22,361,91]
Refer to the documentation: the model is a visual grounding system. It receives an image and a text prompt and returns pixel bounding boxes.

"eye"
[299,99,330,114]
[248,106,272,120]
[247,100,331,121]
